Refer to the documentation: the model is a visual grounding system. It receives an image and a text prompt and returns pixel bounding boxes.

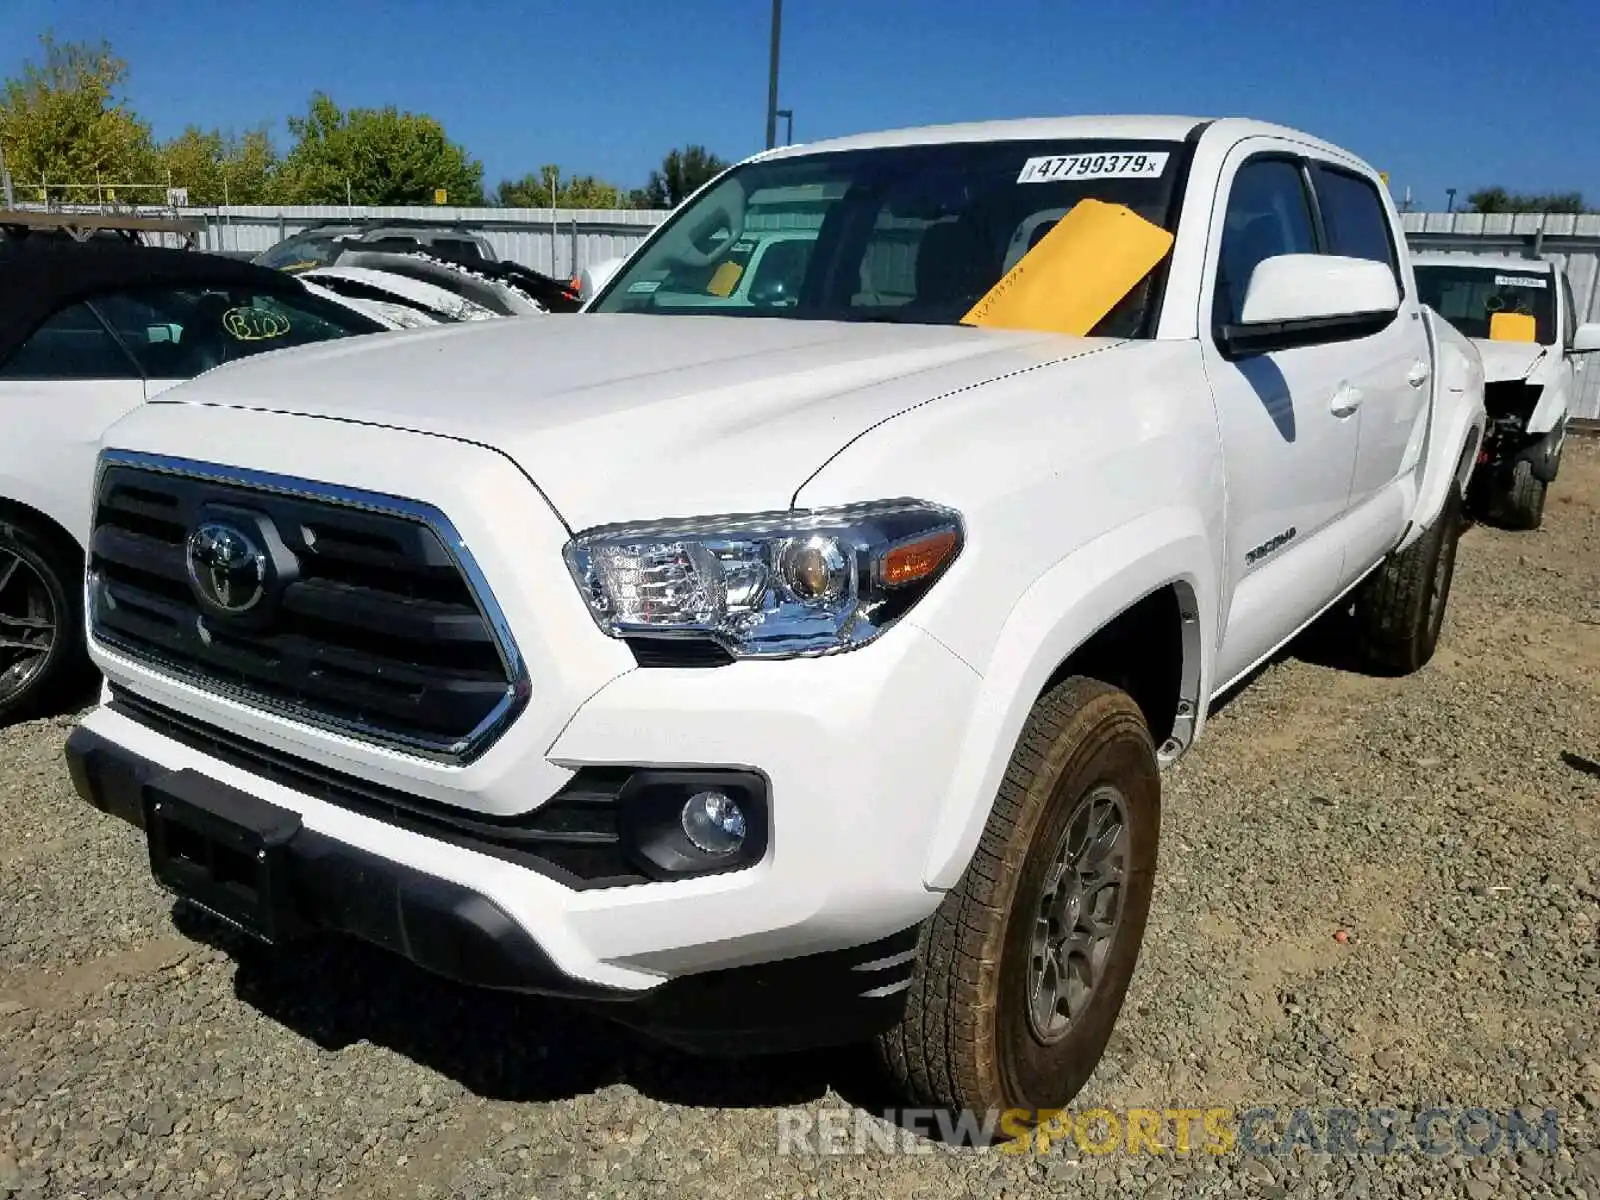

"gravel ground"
[2,443,1598,1200]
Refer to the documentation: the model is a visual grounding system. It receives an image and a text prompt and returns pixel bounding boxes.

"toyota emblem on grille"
[186,521,268,614]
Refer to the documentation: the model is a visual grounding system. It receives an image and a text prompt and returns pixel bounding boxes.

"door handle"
[1330,383,1362,418]
[1407,361,1430,388]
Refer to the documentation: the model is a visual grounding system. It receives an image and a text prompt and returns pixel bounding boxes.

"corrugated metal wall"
[1402,213,1600,419]
[180,205,670,278]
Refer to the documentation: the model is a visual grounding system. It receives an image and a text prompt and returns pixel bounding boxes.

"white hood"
[154,313,1114,530]
[1473,339,1550,384]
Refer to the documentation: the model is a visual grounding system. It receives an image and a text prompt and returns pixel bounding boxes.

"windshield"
[254,232,353,272]
[1414,264,1556,344]
[589,139,1187,335]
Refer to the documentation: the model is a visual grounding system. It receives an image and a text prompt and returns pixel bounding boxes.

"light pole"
[776,108,794,145]
[0,136,13,208]
[764,0,783,149]
[1445,188,1456,214]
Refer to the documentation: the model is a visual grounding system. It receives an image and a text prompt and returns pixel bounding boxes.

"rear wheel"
[879,676,1160,1118]
[1353,484,1463,675]
[0,518,89,725]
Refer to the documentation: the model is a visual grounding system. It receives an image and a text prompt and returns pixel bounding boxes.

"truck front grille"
[87,452,527,763]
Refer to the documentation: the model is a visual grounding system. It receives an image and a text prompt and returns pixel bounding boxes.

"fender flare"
[1525,375,1570,437]
[919,507,1217,890]
[1398,321,1486,553]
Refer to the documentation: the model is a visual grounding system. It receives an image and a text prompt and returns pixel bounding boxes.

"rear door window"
[1310,165,1401,284]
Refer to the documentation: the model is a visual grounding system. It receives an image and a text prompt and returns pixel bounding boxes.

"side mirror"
[1221,254,1400,358]
[579,256,626,301]
[1572,322,1600,354]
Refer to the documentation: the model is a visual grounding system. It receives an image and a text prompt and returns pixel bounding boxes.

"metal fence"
[1401,213,1600,419]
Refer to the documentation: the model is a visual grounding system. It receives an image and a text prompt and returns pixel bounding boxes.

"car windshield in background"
[1414,265,1556,344]
[89,284,385,377]
[589,139,1187,334]
[253,234,352,271]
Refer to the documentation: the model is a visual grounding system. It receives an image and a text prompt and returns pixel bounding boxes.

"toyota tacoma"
[66,116,1486,1117]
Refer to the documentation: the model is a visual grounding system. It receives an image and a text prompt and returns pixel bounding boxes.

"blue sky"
[4,0,1596,207]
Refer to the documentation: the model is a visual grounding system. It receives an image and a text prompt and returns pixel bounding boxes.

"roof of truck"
[753,116,1365,166]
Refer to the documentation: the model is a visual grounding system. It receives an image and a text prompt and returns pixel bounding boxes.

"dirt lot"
[2,444,1598,1200]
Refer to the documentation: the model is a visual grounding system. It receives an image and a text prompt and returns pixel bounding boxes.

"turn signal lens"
[882,529,960,588]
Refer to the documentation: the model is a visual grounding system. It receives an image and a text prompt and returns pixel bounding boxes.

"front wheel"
[0,518,89,725]
[879,676,1160,1117]
[1486,459,1547,531]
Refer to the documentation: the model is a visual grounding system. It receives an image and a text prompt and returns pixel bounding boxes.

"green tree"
[159,126,281,205]
[277,93,484,205]
[0,33,158,203]
[495,165,621,208]
[1467,187,1589,214]
[636,145,727,209]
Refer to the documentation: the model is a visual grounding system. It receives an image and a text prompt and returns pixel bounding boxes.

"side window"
[0,303,142,380]
[1310,166,1400,282]
[1213,158,1317,330]
[746,238,815,305]
[90,285,382,380]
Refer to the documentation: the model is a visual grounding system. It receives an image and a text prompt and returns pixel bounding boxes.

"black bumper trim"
[65,725,919,1053]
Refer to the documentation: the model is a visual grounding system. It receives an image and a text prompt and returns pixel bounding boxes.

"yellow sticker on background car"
[1488,311,1537,342]
[222,308,292,341]
[706,261,744,298]
[962,199,1174,336]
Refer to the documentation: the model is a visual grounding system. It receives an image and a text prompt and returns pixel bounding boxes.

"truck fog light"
[681,791,747,855]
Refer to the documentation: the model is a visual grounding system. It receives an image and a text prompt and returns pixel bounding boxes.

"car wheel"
[0,517,89,725]
[879,676,1160,1119]
[1488,459,1547,531]
[1353,483,1463,675]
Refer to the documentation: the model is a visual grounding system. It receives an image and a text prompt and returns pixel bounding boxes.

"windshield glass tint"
[590,139,1186,335]
[1415,265,1556,344]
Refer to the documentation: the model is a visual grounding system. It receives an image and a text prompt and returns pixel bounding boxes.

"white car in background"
[1413,252,1600,527]
[0,243,396,723]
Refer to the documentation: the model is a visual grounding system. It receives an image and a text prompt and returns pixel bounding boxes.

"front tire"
[1353,483,1463,675]
[1486,459,1546,530]
[879,676,1160,1118]
[0,517,89,726]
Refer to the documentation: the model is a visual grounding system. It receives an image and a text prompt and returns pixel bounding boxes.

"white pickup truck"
[66,116,1485,1119]
[1412,252,1600,528]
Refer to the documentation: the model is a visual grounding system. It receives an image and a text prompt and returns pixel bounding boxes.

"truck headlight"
[562,500,963,659]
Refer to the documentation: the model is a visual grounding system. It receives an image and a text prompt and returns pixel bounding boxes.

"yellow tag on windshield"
[1488,311,1537,342]
[706,261,744,298]
[962,199,1173,335]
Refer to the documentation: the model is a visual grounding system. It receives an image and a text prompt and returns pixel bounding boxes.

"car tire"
[0,517,89,726]
[1353,483,1463,675]
[878,675,1160,1119]
[1487,459,1547,531]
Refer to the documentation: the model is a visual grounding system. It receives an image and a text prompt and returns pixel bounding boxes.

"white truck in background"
[1413,252,1600,528]
[68,115,1485,1121]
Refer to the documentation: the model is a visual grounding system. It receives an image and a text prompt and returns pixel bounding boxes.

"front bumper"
[66,721,923,1054]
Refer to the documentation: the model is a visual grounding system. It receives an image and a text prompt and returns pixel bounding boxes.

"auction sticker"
[1495,274,1547,289]
[1018,152,1170,184]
